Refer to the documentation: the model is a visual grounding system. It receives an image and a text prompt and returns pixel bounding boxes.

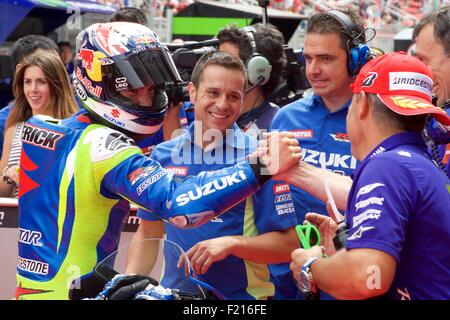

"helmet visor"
[102,46,181,108]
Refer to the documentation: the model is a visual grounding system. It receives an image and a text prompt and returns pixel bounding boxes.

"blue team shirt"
[138,122,298,300]
[270,93,356,220]
[269,93,355,299]
[345,132,450,300]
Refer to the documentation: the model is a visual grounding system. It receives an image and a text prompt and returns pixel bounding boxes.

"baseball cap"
[351,52,450,125]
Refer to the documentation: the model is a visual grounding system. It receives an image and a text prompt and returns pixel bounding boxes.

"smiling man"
[126,51,299,300]
[413,5,450,178]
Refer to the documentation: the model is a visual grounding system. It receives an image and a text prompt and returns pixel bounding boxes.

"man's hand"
[290,246,323,286]
[5,165,19,183]
[258,132,301,176]
[305,211,338,256]
[178,236,237,275]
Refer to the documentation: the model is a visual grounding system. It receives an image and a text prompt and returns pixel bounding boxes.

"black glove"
[95,274,159,300]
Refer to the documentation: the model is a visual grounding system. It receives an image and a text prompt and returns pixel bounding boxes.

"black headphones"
[240,26,272,86]
[326,10,370,76]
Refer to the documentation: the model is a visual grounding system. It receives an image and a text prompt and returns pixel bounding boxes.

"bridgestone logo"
[21,124,64,150]
[18,257,49,275]
[389,72,432,97]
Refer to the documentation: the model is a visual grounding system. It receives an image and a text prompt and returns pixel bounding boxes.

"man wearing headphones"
[289,52,450,299]
[217,24,300,299]
[217,23,287,137]
[268,9,371,299]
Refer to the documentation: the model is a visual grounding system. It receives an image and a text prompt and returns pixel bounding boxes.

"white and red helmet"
[73,22,182,136]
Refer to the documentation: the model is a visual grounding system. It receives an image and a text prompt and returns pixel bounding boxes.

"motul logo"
[291,130,313,139]
[111,109,120,118]
[165,166,188,176]
[273,183,290,194]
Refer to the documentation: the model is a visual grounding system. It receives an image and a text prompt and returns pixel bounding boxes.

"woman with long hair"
[0,52,78,197]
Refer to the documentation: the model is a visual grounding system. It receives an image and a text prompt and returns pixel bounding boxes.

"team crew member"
[217,23,300,299]
[217,23,286,136]
[413,5,450,178]
[268,9,370,299]
[16,22,301,300]
[290,52,450,300]
[126,51,298,300]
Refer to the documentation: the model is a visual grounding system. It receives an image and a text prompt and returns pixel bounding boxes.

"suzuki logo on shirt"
[301,148,357,170]
[176,170,247,206]
[291,130,314,139]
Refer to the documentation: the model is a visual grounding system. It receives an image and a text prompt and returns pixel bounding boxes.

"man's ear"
[15,63,22,72]
[187,82,196,104]
[358,91,370,120]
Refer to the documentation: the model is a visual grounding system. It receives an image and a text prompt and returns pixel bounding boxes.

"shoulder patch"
[21,123,64,150]
[83,127,138,162]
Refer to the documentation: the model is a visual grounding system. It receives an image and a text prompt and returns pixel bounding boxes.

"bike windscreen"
[94,238,225,300]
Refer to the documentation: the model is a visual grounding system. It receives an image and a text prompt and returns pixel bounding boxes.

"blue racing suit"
[16,113,264,300]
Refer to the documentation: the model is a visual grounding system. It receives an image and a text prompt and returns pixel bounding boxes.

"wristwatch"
[300,257,319,293]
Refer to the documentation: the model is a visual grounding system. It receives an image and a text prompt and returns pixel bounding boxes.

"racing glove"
[93,274,159,300]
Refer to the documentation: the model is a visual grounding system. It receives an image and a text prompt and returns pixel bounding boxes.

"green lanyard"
[295,222,321,249]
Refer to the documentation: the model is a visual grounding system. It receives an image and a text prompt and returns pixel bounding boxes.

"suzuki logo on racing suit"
[301,148,357,170]
[176,170,247,206]
[22,124,64,150]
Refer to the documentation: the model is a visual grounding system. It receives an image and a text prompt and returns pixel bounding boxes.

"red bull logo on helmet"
[78,49,95,72]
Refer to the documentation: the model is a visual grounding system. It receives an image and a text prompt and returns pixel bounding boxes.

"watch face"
[300,270,311,291]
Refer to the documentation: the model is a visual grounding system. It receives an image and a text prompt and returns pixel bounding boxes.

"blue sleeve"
[252,179,298,234]
[102,154,261,228]
[136,144,166,222]
[345,157,417,262]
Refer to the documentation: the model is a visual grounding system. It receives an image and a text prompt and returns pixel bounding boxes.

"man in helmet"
[15,22,301,300]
